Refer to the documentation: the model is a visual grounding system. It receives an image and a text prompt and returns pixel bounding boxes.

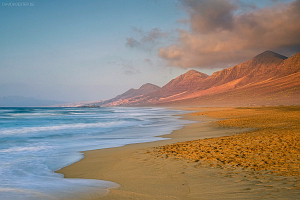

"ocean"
[0,107,191,200]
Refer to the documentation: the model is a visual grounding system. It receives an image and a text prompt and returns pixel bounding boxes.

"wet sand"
[57,107,300,199]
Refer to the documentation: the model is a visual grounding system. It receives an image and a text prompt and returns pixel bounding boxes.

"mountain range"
[88,50,300,107]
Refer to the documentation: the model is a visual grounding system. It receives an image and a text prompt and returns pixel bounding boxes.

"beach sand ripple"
[153,106,300,177]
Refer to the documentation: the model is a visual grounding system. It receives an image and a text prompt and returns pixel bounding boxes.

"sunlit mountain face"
[88,51,300,107]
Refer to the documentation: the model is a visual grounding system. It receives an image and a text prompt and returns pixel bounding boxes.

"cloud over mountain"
[159,0,300,68]
[89,51,300,107]
[125,27,168,51]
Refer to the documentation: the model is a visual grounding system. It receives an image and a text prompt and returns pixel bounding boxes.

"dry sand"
[57,107,300,200]
[155,106,300,177]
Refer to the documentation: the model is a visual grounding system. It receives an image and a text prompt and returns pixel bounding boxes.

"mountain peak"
[87,52,299,107]
[183,70,209,79]
[252,50,287,63]
[185,69,199,74]
[139,83,160,90]
[161,69,209,92]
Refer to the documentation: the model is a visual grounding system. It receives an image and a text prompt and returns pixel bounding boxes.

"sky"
[0,0,299,102]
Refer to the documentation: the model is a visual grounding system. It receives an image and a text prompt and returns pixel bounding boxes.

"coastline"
[57,107,249,199]
[57,107,300,199]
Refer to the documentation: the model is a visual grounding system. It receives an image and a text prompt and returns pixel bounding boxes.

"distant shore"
[57,106,300,200]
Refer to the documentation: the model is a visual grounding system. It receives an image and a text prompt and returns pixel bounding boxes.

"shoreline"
[57,107,300,199]
[57,107,252,199]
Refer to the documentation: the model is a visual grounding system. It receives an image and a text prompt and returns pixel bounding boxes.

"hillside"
[87,51,300,107]
[91,83,160,107]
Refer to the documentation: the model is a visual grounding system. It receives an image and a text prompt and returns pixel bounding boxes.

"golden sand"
[154,106,300,177]
[58,107,300,199]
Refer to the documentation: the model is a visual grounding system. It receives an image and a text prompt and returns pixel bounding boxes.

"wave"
[0,146,48,153]
[0,107,189,200]
[0,187,51,199]
[0,121,125,135]
[9,113,63,117]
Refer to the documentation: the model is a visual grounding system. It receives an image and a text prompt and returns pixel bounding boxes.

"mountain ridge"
[91,83,160,107]
[87,51,299,107]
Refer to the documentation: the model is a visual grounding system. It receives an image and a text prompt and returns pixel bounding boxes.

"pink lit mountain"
[90,51,300,107]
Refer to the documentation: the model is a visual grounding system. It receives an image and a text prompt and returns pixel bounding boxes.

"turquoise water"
[0,107,190,199]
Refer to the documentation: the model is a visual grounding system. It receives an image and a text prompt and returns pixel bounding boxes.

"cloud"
[159,0,300,68]
[125,38,140,48]
[141,28,168,43]
[144,58,153,65]
[125,27,168,50]
[122,64,140,75]
[180,0,237,33]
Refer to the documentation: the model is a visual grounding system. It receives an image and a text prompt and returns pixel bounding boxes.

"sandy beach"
[57,107,300,200]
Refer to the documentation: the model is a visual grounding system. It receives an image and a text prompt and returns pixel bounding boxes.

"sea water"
[0,107,191,200]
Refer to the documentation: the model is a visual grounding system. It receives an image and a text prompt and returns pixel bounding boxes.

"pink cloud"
[159,0,300,68]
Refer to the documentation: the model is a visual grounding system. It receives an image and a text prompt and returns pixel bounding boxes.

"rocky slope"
[88,51,300,107]
[90,83,160,107]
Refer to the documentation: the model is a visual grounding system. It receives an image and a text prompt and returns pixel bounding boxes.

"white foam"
[0,107,189,200]
[0,146,47,153]
[10,113,63,117]
[0,187,42,194]
[0,121,124,135]
[0,187,54,200]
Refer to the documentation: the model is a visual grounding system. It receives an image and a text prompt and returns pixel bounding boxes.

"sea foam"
[0,121,125,135]
[0,107,190,200]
